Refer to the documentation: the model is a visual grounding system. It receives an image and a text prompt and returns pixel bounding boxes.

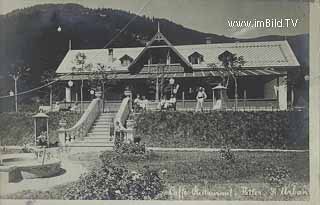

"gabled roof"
[127,30,192,73]
[56,40,300,74]
[119,54,134,62]
[189,51,204,58]
[56,47,144,74]
[175,40,300,69]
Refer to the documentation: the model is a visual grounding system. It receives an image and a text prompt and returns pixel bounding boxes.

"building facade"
[55,29,300,111]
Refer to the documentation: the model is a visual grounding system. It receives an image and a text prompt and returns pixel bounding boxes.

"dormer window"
[119,54,133,66]
[188,52,204,64]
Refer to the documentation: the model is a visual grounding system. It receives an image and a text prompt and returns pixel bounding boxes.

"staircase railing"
[59,98,102,145]
[114,97,131,129]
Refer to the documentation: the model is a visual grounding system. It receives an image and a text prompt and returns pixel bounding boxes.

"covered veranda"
[56,66,290,112]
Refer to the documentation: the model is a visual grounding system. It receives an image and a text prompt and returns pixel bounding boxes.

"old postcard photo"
[0,0,319,204]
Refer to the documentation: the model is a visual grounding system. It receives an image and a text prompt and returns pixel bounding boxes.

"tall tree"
[210,51,245,110]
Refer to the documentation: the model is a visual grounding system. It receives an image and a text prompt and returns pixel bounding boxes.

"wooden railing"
[143,98,279,111]
[59,98,102,144]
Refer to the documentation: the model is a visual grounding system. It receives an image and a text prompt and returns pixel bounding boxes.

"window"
[119,54,133,66]
[188,52,204,64]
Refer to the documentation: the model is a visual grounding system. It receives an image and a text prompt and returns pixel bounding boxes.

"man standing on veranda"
[196,87,207,112]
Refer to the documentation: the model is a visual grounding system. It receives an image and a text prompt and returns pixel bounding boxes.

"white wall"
[264,78,277,99]
[278,76,287,110]
[264,76,287,110]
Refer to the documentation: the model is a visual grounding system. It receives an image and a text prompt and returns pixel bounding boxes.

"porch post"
[46,118,49,148]
[34,119,37,146]
[278,76,288,110]
[155,76,159,102]
[212,89,215,109]
[291,86,294,108]
[182,91,185,108]
[65,87,71,102]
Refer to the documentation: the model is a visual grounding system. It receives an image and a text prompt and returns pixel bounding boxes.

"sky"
[0,0,309,38]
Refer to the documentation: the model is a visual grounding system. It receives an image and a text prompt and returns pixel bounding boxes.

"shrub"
[63,158,165,200]
[264,166,290,187]
[219,147,235,163]
[115,141,146,155]
[135,111,308,149]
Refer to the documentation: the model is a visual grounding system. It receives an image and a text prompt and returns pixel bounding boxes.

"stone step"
[91,126,112,130]
[97,115,114,118]
[69,142,114,147]
[89,129,111,134]
[87,133,111,137]
[91,125,112,129]
[82,137,114,143]
[94,121,113,125]
[99,115,115,118]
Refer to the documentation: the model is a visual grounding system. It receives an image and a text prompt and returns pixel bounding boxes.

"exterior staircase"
[70,112,115,148]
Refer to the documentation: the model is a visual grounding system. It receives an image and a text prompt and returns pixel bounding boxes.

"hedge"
[135,111,308,149]
[0,112,81,146]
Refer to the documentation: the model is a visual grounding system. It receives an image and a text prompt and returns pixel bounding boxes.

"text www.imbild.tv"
[227,18,299,28]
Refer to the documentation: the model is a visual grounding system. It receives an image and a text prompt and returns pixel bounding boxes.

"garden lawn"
[0,112,81,146]
[2,150,309,200]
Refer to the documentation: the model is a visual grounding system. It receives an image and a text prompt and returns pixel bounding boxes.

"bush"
[63,156,165,200]
[115,141,146,155]
[219,147,235,163]
[135,111,308,149]
[264,166,290,187]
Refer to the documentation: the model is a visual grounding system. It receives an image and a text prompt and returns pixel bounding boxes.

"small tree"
[72,52,92,112]
[89,63,119,112]
[209,51,245,109]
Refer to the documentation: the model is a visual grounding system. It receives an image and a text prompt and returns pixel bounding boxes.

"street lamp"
[9,90,14,96]
[57,26,62,32]
[68,80,74,87]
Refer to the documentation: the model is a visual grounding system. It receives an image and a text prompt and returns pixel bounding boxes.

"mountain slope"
[0,3,309,100]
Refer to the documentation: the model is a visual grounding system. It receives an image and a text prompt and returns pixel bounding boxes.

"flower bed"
[135,111,308,149]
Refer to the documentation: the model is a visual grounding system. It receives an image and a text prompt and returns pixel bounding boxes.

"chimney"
[108,48,113,63]
[205,37,212,44]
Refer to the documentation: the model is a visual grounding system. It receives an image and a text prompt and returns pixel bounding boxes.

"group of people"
[52,102,80,112]
[132,87,208,112]
[133,94,149,112]
[159,94,176,111]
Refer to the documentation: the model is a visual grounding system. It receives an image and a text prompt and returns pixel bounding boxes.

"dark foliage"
[115,141,146,155]
[264,166,290,187]
[135,111,308,149]
[0,4,308,103]
[0,111,81,145]
[63,152,165,200]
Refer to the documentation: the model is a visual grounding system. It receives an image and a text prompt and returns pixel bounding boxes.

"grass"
[2,150,309,200]
[0,112,81,146]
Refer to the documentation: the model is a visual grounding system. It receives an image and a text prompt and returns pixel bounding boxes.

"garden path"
[1,155,87,195]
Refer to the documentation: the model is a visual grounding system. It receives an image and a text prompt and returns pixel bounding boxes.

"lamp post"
[66,80,73,108]
[8,74,20,112]
[169,78,175,96]
[90,89,95,100]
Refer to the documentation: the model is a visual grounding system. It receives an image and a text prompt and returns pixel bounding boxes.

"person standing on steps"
[196,87,207,112]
